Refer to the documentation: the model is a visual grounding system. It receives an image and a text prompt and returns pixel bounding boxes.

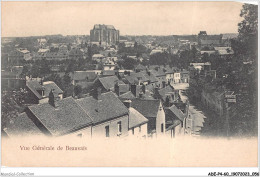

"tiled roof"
[140,71,158,83]
[73,71,97,81]
[135,64,146,70]
[98,75,119,90]
[118,91,136,100]
[125,72,148,85]
[4,112,43,137]
[76,92,129,124]
[149,69,166,77]
[28,97,92,136]
[43,81,63,96]
[26,80,44,99]
[167,104,185,121]
[102,70,116,76]
[129,107,148,129]
[131,99,161,118]
[158,85,175,102]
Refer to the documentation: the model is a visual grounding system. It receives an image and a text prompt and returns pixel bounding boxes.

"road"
[172,83,207,136]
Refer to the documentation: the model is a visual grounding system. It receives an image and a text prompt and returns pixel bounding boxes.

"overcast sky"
[2,1,244,37]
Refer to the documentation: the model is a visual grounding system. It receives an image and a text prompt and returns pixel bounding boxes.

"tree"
[237,4,258,61]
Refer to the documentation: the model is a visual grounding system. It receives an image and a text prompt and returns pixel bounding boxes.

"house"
[180,69,189,83]
[135,64,146,72]
[2,66,26,91]
[71,71,98,89]
[25,96,93,137]
[214,47,234,58]
[92,54,105,62]
[149,68,166,88]
[102,58,116,71]
[198,31,223,48]
[124,72,149,86]
[140,70,158,87]
[8,48,31,65]
[118,91,136,101]
[165,104,186,138]
[93,75,121,92]
[164,67,174,84]
[124,100,148,138]
[3,112,44,138]
[33,48,49,60]
[173,71,181,84]
[131,99,165,136]
[114,82,130,96]
[154,85,179,106]
[76,91,129,138]
[102,70,116,76]
[26,80,63,104]
[46,51,68,60]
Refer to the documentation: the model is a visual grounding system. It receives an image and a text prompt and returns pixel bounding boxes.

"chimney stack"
[123,99,132,108]
[162,81,166,88]
[142,84,146,94]
[94,87,102,100]
[49,89,55,107]
[131,84,141,98]
[114,82,120,96]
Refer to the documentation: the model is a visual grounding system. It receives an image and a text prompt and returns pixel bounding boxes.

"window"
[132,128,134,135]
[161,123,164,133]
[105,125,109,137]
[117,121,122,135]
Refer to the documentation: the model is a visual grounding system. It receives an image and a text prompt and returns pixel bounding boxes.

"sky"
[2,1,244,37]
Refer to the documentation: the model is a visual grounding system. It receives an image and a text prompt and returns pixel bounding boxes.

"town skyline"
[2,1,243,37]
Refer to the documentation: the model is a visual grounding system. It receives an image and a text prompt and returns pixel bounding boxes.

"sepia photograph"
[0,0,259,176]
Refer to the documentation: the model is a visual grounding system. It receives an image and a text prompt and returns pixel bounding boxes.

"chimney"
[114,82,120,96]
[162,81,166,88]
[123,99,132,108]
[142,85,146,94]
[93,87,102,100]
[131,84,141,98]
[139,92,143,98]
[49,89,55,107]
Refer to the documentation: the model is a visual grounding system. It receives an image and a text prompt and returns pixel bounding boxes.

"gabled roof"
[98,75,119,90]
[26,80,63,99]
[131,99,161,118]
[73,71,97,81]
[26,80,44,99]
[149,69,166,77]
[166,104,185,121]
[118,91,136,100]
[43,81,63,96]
[158,85,175,102]
[129,107,148,129]
[135,64,146,71]
[125,72,148,85]
[4,112,43,137]
[76,92,129,124]
[140,71,158,83]
[28,97,92,136]
[102,70,116,76]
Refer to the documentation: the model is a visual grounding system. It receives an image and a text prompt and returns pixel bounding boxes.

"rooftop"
[76,92,129,124]
[28,97,92,136]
